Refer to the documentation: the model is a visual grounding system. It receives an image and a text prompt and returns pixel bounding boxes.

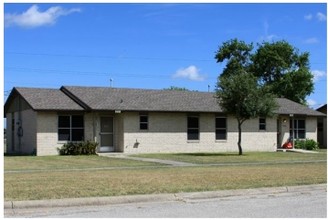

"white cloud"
[316,12,327,21]
[173,65,205,81]
[304,12,326,22]
[5,4,81,28]
[304,14,313,20]
[312,70,326,82]
[259,20,278,42]
[307,99,317,107]
[303,37,319,44]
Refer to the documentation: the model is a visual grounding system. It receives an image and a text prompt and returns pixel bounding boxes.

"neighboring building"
[317,104,327,148]
[4,86,325,156]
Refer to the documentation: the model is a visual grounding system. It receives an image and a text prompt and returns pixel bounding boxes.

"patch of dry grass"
[132,151,327,164]
[5,163,326,201]
[4,155,160,171]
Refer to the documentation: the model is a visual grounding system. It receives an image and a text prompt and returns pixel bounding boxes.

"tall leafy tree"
[251,41,314,104]
[216,71,277,155]
[215,39,278,155]
[215,39,314,105]
[215,38,253,77]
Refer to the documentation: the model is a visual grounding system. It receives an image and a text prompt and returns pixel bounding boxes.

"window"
[187,116,199,140]
[290,119,306,139]
[259,118,266,130]
[216,117,227,140]
[139,114,148,130]
[58,115,84,141]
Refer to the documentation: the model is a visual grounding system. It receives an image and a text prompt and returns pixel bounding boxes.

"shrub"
[294,139,319,151]
[58,141,98,155]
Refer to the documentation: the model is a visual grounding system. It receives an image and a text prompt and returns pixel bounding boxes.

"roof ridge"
[60,86,91,111]
[62,85,214,94]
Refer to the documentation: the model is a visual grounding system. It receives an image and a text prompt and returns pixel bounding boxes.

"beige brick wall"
[305,117,318,140]
[6,109,37,154]
[36,112,95,156]
[30,111,319,156]
[20,109,37,154]
[36,112,62,156]
[6,113,13,153]
[122,112,278,154]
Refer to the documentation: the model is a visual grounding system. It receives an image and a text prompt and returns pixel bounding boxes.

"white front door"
[100,117,114,152]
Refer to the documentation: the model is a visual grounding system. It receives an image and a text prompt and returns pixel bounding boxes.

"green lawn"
[4,151,327,201]
[4,155,161,171]
[131,150,327,164]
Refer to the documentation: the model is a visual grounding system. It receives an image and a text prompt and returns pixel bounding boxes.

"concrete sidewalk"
[99,153,196,166]
[4,184,326,210]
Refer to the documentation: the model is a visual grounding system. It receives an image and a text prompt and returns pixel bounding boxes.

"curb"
[4,184,326,210]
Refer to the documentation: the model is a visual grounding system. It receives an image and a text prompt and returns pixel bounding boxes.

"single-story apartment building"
[4,86,326,156]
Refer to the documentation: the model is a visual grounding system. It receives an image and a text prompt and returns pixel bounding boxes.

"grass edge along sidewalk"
[4,151,327,201]
[4,184,327,210]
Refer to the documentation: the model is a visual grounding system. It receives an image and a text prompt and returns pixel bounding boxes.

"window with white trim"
[290,118,306,139]
[58,115,84,141]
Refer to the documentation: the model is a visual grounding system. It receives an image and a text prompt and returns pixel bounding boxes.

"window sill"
[215,140,227,143]
[187,140,200,143]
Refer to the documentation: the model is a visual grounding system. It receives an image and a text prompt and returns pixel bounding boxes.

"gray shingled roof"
[61,86,325,116]
[275,98,325,116]
[6,87,84,111]
[61,86,222,112]
[5,86,325,117]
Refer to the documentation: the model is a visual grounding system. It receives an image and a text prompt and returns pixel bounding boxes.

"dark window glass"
[216,117,227,140]
[72,129,84,141]
[298,120,305,129]
[140,115,148,123]
[140,123,148,130]
[187,129,199,140]
[216,117,226,128]
[290,119,306,139]
[140,115,148,130]
[259,118,266,130]
[298,130,306,139]
[58,115,84,141]
[187,116,199,140]
[72,115,84,127]
[188,117,199,128]
[216,130,226,140]
[58,116,70,128]
[58,129,70,141]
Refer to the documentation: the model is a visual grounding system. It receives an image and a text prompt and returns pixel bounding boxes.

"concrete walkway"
[99,153,195,166]
[277,148,319,154]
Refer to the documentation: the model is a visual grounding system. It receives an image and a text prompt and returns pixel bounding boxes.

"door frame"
[99,116,115,152]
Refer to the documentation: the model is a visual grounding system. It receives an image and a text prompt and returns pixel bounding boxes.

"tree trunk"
[237,120,243,155]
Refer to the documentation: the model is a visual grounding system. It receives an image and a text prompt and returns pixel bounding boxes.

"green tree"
[214,38,253,77]
[215,39,314,105]
[215,39,278,155]
[216,71,278,155]
[251,41,314,104]
[163,86,189,91]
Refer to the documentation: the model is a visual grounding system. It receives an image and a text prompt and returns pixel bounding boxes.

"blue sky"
[3,3,327,109]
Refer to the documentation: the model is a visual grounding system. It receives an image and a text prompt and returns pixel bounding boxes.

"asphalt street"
[5,185,327,218]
